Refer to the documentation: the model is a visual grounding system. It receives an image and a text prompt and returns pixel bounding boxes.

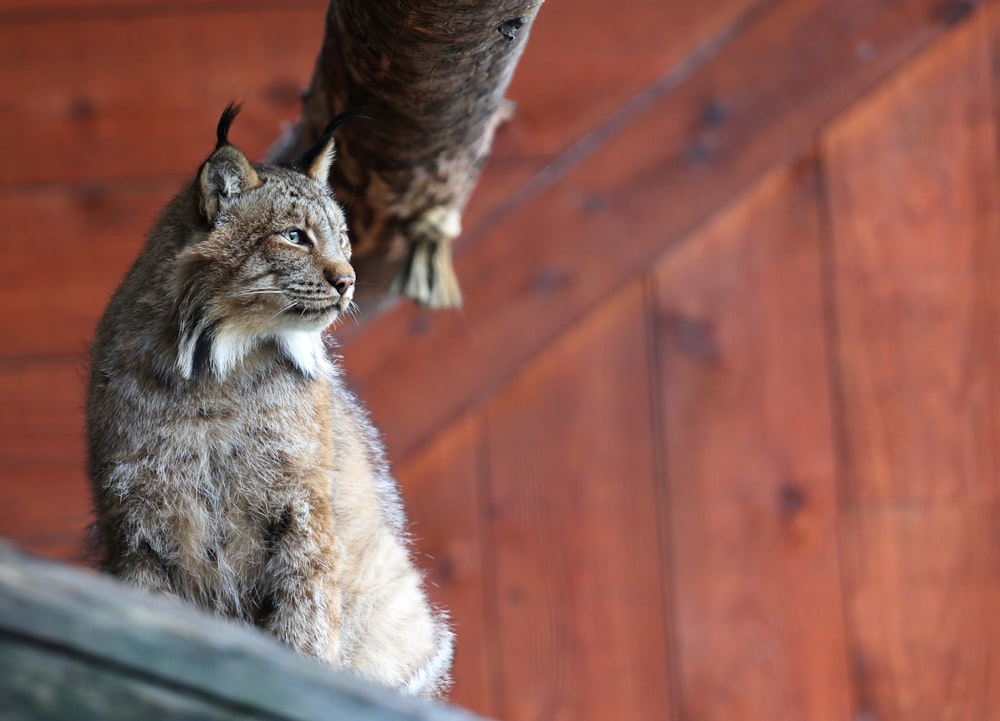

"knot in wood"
[498,16,528,40]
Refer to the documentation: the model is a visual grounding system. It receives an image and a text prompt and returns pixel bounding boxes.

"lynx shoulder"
[86,104,452,697]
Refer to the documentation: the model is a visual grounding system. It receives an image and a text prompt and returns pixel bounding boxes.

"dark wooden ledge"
[0,542,486,721]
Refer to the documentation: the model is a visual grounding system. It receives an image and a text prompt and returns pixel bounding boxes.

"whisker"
[265,300,297,323]
[230,288,285,299]
[344,301,361,325]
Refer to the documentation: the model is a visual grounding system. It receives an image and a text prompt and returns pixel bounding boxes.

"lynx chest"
[140,370,337,617]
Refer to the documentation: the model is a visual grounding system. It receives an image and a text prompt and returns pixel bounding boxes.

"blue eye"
[283,229,311,247]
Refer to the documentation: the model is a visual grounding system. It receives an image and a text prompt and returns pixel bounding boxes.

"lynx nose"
[324,266,355,297]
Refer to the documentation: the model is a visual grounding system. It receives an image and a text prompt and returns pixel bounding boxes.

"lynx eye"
[281,229,312,248]
[338,232,350,251]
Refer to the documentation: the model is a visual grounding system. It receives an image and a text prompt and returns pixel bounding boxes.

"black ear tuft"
[198,105,260,223]
[295,109,368,183]
[318,108,369,145]
[216,102,243,149]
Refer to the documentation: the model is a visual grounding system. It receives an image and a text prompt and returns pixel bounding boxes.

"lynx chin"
[86,104,453,697]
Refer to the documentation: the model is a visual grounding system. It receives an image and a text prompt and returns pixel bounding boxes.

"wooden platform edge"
[0,541,487,721]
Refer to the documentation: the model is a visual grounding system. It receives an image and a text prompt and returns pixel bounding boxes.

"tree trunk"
[270,0,544,310]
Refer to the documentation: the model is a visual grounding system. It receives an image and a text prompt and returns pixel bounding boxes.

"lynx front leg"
[108,536,177,596]
[339,528,454,697]
[95,482,182,598]
[261,497,343,664]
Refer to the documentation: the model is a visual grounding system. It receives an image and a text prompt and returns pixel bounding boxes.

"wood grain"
[483,283,674,721]
[0,2,996,719]
[993,1,1000,126]
[0,360,91,561]
[0,0,765,359]
[0,8,325,186]
[0,542,490,720]
[454,0,765,281]
[825,12,1000,720]
[650,158,852,721]
[844,503,1000,720]
[0,0,325,15]
[2,640,259,721]
[493,0,761,159]
[0,185,172,360]
[395,416,496,717]
[344,0,977,465]
[822,12,1000,502]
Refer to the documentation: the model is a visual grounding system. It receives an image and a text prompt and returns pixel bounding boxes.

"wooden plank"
[394,416,496,718]
[1,639,259,721]
[0,8,325,186]
[343,0,977,464]
[822,12,1000,501]
[828,13,1000,719]
[0,0,325,16]
[993,1,1000,124]
[844,503,1000,720]
[483,283,674,721]
[0,360,91,561]
[0,0,752,190]
[495,0,759,160]
[0,543,489,721]
[650,158,852,720]
[0,185,171,360]
[459,0,766,255]
[0,0,762,359]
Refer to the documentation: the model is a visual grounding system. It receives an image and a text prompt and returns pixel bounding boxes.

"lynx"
[86,104,453,697]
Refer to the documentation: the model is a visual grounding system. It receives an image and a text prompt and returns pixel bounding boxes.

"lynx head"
[173,104,356,381]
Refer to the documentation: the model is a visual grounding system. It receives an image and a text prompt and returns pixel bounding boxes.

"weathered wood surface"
[0,542,487,721]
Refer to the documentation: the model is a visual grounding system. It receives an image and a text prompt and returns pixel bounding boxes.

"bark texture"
[271,0,544,310]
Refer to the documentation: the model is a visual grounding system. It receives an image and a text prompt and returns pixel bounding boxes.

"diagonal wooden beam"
[343,0,983,464]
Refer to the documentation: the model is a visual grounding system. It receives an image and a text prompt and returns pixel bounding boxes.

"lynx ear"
[300,132,336,185]
[197,103,262,223]
[296,110,366,185]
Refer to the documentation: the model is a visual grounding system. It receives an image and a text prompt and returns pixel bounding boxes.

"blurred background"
[2,0,999,719]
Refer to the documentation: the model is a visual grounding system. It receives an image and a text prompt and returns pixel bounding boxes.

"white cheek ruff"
[210,325,260,379]
[275,329,332,378]
[177,329,201,380]
[176,322,331,381]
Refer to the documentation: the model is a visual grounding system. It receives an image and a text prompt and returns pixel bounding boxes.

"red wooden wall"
[2,1,999,719]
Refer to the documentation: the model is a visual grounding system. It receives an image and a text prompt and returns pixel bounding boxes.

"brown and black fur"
[86,105,453,696]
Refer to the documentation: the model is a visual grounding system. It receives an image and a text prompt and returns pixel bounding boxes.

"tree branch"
[270,0,544,310]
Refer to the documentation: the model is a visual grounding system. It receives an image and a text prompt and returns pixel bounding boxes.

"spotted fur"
[86,105,453,697]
